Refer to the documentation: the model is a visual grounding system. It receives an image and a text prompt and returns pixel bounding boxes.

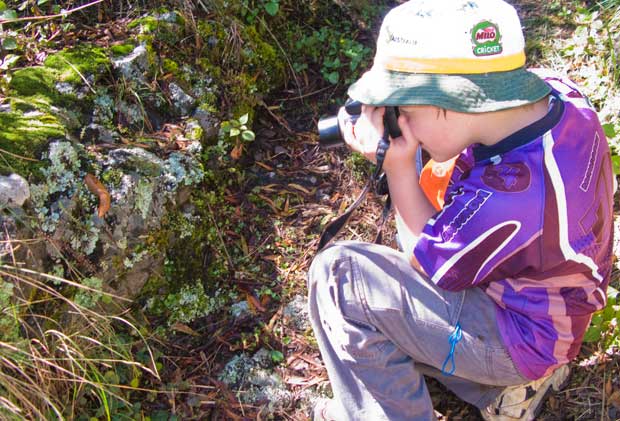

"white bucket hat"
[347,0,550,112]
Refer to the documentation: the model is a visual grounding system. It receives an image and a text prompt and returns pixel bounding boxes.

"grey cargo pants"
[308,241,528,421]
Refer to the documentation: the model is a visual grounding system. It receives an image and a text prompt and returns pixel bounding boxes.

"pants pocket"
[332,256,387,359]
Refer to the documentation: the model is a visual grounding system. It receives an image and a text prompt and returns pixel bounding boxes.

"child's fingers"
[398,114,417,145]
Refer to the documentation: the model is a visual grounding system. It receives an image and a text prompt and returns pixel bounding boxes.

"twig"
[59,57,96,94]
[601,370,605,421]
[0,0,104,24]
[2,222,16,266]
[205,202,234,270]
[0,147,39,162]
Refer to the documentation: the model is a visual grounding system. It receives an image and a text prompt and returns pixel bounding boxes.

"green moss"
[8,44,110,118]
[128,16,159,32]
[128,14,183,46]
[0,110,65,177]
[9,67,61,105]
[111,43,137,57]
[43,45,110,84]
[196,20,285,93]
[241,25,285,90]
[196,21,228,62]
[162,58,179,75]
[100,168,124,187]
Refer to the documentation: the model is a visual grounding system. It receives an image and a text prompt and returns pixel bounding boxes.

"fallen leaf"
[255,161,274,171]
[288,183,314,194]
[245,291,266,313]
[239,235,249,256]
[231,140,243,160]
[258,194,279,213]
[85,174,111,218]
[171,322,200,336]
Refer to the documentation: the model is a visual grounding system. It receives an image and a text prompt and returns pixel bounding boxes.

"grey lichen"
[218,349,294,414]
[162,152,204,190]
[123,249,149,269]
[134,178,154,219]
[69,218,99,255]
[283,295,311,331]
[30,141,82,232]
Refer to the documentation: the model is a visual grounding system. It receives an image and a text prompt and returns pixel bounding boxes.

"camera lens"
[317,115,345,148]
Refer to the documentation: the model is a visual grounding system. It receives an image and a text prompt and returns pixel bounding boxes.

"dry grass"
[0,264,159,419]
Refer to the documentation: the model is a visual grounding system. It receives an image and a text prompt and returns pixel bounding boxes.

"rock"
[107,148,165,176]
[191,105,219,140]
[112,45,149,80]
[283,295,310,331]
[81,123,118,144]
[168,82,196,116]
[0,174,30,207]
[230,300,251,319]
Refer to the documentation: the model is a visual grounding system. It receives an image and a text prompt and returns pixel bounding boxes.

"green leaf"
[583,325,602,342]
[264,1,279,16]
[2,37,17,50]
[611,155,620,175]
[0,53,19,70]
[37,0,50,5]
[104,370,120,384]
[238,113,249,125]
[602,123,616,139]
[241,130,255,141]
[220,121,231,132]
[270,350,284,363]
[325,71,339,84]
[0,2,6,12]
[229,128,240,137]
[0,9,17,20]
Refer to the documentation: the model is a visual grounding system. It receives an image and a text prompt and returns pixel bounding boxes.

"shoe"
[312,398,337,421]
[480,364,570,421]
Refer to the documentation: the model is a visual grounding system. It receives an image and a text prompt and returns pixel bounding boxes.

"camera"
[317,99,402,148]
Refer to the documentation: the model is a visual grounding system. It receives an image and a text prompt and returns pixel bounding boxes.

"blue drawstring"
[441,323,463,376]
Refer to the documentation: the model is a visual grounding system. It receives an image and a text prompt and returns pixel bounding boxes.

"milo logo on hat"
[471,21,502,56]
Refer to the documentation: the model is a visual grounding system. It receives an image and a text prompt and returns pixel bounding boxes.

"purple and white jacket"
[414,73,615,380]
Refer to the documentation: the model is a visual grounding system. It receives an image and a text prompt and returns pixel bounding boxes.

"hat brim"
[347,67,551,113]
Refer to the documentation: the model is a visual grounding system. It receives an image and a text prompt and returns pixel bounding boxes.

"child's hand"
[340,105,419,174]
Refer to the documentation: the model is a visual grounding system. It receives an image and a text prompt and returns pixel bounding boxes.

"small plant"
[292,24,372,85]
[219,113,255,159]
[583,285,620,350]
[263,0,279,16]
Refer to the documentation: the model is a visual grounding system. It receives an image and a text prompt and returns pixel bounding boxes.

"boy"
[308,1,614,420]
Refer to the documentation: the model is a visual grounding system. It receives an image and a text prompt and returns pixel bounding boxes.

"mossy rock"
[3,44,112,178]
[9,44,110,112]
[43,45,109,85]
[0,110,65,178]
[9,66,63,107]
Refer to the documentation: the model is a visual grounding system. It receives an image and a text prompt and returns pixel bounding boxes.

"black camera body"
[317,100,401,148]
